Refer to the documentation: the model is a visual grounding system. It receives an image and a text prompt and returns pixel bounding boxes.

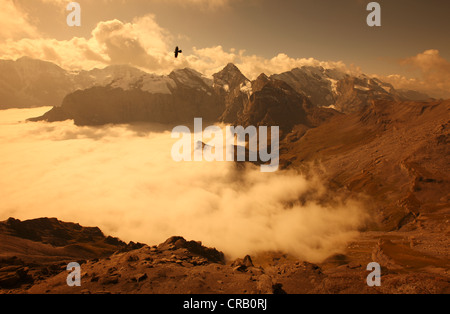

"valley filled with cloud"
[0,107,368,261]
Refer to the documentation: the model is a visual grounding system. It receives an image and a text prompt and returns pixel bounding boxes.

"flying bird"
[174,46,182,58]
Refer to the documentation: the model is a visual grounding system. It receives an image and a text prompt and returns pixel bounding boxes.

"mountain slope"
[0,56,431,124]
[280,99,450,231]
[29,67,224,126]
[0,57,78,109]
[272,66,431,113]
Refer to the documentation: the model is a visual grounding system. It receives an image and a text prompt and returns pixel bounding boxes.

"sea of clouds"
[0,107,368,262]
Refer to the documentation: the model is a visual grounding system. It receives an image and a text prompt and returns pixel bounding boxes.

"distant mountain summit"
[0,57,75,109]
[213,63,251,123]
[213,63,249,92]
[271,66,431,113]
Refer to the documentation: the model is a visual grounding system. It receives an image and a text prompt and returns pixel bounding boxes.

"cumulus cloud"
[184,47,350,79]
[91,15,174,70]
[0,0,349,79]
[0,14,174,72]
[0,15,349,80]
[381,50,450,99]
[0,107,368,262]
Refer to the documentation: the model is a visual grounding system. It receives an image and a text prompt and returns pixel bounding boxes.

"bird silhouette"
[174,46,183,58]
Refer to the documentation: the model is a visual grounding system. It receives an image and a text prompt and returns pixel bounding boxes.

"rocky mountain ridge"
[0,57,432,126]
[28,61,428,132]
[1,217,448,294]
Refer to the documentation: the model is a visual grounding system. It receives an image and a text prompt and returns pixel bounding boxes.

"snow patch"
[141,76,176,94]
[240,81,252,96]
[380,85,392,93]
[354,85,370,91]
[324,104,337,110]
[171,68,213,89]
[328,79,338,94]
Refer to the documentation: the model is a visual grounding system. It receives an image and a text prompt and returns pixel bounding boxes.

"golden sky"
[1,0,449,97]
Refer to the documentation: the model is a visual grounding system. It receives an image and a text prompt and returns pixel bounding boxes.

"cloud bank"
[382,50,450,99]
[0,107,368,262]
[0,11,347,79]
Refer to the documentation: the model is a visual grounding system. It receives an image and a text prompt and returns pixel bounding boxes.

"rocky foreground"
[0,217,448,294]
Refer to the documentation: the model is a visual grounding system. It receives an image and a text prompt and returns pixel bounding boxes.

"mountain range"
[0,57,431,128]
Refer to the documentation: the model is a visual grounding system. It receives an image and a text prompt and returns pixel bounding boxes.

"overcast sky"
[1,0,449,97]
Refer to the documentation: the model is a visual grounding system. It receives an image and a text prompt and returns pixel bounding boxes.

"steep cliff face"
[213,63,251,123]
[225,74,341,138]
[236,79,310,134]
